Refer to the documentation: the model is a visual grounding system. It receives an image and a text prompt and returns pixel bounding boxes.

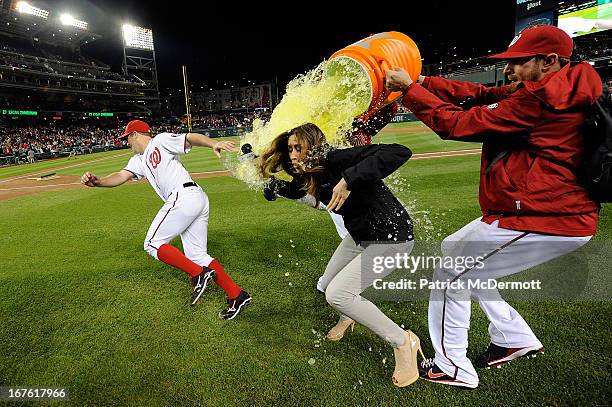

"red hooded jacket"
[401,62,603,236]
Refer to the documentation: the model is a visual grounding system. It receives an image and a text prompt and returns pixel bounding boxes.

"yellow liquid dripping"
[229,58,372,186]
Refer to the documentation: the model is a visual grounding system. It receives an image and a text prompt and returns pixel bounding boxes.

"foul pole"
[182,65,192,132]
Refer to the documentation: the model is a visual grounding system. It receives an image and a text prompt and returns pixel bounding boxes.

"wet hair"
[259,123,329,197]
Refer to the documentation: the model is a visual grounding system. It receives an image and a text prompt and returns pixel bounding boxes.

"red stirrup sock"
[208,259,241,299]
[156,243,202,277]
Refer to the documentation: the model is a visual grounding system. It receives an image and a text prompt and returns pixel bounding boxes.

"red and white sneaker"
[418,358,478,389]
[475,342,544,369]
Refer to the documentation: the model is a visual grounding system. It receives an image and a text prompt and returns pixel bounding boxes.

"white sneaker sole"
[486,345,544,368]
[190,272,214,306]
[421,376,478,389]
[220,297,253,320]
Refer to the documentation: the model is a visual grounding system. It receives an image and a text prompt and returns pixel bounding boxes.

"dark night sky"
[52,1,517,93]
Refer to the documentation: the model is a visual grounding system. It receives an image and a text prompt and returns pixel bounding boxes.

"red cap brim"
[487,50,538,60]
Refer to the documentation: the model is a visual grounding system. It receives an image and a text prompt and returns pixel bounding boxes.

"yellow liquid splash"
[229,58,372,187]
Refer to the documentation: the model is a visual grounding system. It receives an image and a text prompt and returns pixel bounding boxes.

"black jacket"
[277,144,414,244]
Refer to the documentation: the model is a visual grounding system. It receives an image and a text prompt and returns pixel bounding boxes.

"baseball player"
[385,25,602,388]
[81,119,252,320]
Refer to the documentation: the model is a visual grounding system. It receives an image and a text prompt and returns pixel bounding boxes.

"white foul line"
[410,151,481,160]
[412,148,480,156]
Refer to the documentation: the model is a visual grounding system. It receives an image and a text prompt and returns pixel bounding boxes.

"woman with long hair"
[260,103,400,292]
[259,123,423,387]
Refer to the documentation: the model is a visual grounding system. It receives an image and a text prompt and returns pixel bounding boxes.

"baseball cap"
[488,25,573,60]
[118,120,151,139]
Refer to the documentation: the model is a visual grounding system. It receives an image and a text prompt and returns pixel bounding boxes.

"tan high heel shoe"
[325,318,356,341]
[392,330,425,387]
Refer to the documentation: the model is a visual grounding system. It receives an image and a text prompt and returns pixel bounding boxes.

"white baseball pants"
[429,217,591,386]
[143,185,213,267]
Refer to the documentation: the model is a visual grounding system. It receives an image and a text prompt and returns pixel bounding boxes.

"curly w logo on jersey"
[149,147,161,169]
[125,132,195,201]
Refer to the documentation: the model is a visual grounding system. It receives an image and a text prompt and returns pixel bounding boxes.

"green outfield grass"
[0,149,131,180]
[0,122,477,181]
[377,122,481,153]
[0,125,610,406]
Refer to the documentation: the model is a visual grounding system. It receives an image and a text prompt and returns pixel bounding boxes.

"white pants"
[143,185,213,267]
[429,218,591,386]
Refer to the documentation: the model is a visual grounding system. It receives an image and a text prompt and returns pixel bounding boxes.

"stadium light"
[60,13,88,30]
[122,24,154,50]
[15,1,49,19]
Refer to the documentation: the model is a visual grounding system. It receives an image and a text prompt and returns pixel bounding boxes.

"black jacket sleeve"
[274,178,306,199]
[327,144,412,189]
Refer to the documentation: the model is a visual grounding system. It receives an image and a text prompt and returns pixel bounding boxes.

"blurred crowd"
[0,112,269,164]
[435,39,611,76]
[0,124,122,158]
[189,111,271,129]
[572,40,612,61]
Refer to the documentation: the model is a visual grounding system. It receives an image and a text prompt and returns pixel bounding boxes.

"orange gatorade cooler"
[329,31,421,117]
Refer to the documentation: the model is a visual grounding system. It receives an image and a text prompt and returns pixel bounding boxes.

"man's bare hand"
[385,67,414,92]
[213,140,237,158]
[81,171,100,187]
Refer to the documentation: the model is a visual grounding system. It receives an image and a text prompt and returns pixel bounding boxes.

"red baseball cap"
[488,25,573,60]
[118,120,151,139]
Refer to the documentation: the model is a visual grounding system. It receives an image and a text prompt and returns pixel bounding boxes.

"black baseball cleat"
[418,358,478,389]
[475,342,544,369]
[190,267,215,306]
[219,290,252,320]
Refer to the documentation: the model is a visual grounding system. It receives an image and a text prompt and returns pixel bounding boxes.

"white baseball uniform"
[123,132,213,267]
[429,217,591,386]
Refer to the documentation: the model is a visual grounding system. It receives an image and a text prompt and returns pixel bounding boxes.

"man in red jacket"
[385,25,602,389]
